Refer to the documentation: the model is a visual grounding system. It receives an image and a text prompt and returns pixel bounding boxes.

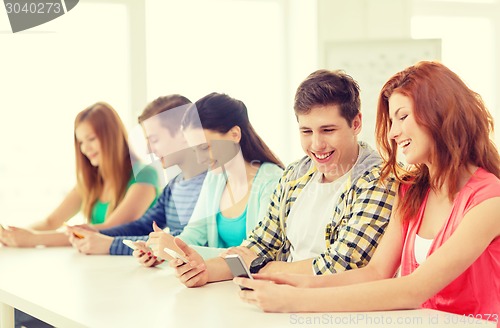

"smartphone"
[163,247,189,264]
[224,254,254,290]
[122,239,138,250]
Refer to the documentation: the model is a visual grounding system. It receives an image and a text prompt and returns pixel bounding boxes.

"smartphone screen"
[224,254,253,290]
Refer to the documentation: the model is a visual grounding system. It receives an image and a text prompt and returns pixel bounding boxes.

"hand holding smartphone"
[224,254,253,290]
[163,247,189,264]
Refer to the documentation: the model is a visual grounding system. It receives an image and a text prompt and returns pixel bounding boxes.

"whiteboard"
[325,39,441,147]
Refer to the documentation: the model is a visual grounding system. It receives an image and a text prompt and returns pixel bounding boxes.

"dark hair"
[376,61,500,219]
[138,94,192,136]
[182,92,284,169]
[294,69,361,126]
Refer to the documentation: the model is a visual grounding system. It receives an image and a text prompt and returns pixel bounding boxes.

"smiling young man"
[170,70,396,287]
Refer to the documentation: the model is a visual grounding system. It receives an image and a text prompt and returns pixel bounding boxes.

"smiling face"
[141,116,188,169]
[388,92,433,166]
[75,121,102,167]
[183,127,240,173]
[298,105,361,182]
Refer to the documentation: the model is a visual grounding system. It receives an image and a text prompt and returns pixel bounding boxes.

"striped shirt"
[101,171,207,255]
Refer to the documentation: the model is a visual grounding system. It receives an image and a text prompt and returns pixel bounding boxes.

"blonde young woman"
[0,102,159,247]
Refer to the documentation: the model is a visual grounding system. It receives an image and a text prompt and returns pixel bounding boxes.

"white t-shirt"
[286,170,351,263]
[414,234,433,264]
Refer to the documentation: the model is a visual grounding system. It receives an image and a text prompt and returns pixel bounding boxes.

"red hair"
[376,61,500,219]
[74,102,132,221]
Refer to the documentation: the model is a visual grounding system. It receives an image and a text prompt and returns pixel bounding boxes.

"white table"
[0,247,495,328]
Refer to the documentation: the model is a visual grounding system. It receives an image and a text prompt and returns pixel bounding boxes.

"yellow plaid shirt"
[242,142,396,274]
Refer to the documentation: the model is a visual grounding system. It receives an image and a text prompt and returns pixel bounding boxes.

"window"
[0,2,132,225]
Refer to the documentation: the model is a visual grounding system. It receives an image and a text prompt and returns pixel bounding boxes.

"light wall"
[317,0,499,147]
[0,0,498,227]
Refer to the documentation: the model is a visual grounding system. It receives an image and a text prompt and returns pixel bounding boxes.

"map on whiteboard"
[325,39,441,147]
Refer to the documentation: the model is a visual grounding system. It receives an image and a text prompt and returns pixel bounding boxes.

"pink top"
[400,168,500,320]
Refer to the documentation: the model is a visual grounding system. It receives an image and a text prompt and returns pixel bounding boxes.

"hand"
[0,226,37,247]
[0,224,8,246]
[68,228,113,255]
[146,221,177,259]
[169,238,208,287]
[222,246,258,267]
[0,225,4,246]
[132,241,164,267]
[234,277,301,312]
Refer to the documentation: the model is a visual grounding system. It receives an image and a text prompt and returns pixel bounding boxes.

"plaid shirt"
[242,142,396,274]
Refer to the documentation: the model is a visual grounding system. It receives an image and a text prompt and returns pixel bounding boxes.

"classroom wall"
[0,0,498,227]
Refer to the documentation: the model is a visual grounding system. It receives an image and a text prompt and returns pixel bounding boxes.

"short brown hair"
[294,69,361,126]
[138,94,191,136]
